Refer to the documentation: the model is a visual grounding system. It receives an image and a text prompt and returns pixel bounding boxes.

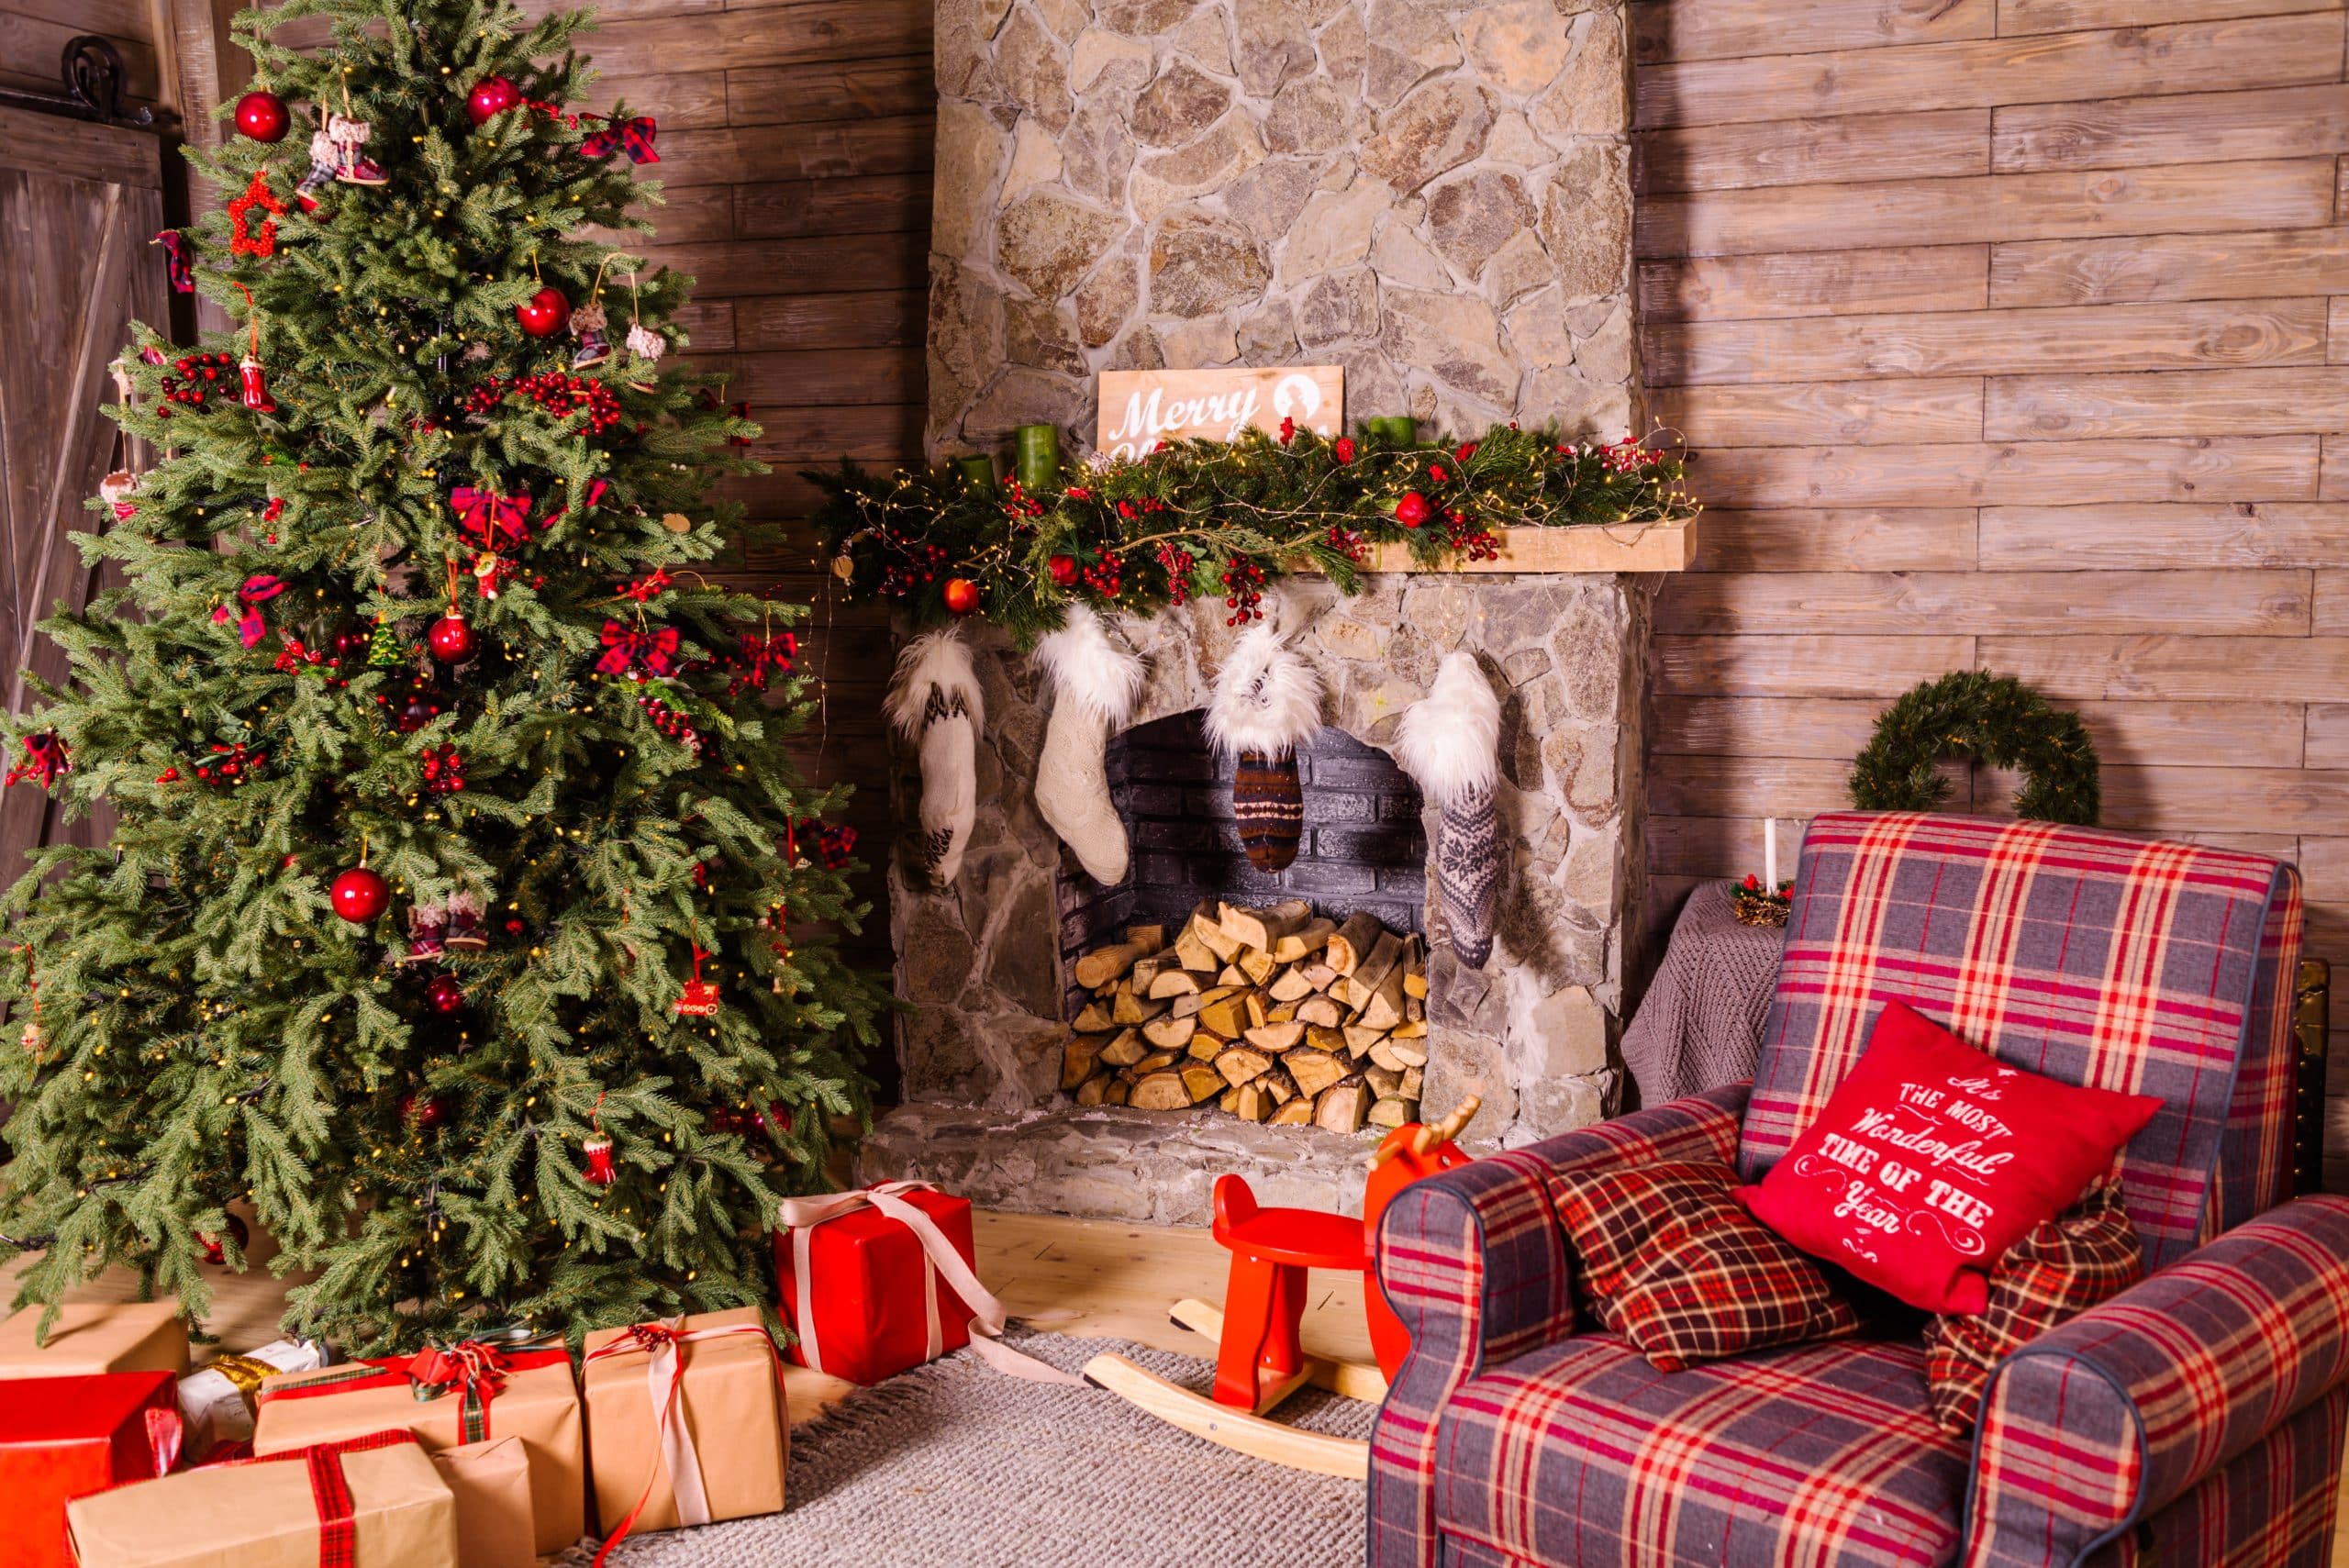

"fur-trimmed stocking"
[885,629,985,887]
[1032,606,1146,884]
[1395,651,1503,968]
[1207,620,1323,875]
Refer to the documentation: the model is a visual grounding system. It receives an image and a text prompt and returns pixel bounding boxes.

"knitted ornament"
[1031,606,1145,884]
[885,628,985,887]
[1394,651,1503,968]
[1205,618,1322,875]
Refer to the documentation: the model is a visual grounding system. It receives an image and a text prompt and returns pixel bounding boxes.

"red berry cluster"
[1442,511,1500,562]
[1219,559,1266,625]
[1600,435,1664,474]
[1001,480,1047,520]
[878,540,950,599]
[1323,526,1367,564]
[1076,551,1124,597]
[194,740,266,786]
[465,372,624,436]
[421,743,465,794]
[1155,545,1197,606]
[160,352,237,409]
[638,692,704,756]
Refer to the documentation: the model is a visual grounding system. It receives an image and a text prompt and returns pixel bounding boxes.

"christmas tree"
[0,0,884,1354]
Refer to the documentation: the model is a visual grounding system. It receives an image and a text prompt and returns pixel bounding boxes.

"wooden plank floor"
[26,1208,2337,1557]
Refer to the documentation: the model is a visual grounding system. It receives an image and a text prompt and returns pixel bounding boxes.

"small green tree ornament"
[1848,671,2100,827]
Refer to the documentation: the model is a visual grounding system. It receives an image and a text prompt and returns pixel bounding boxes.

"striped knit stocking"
[1233,750,1305,873]
[1395,651,1503,969]
[1206,619,1324,880]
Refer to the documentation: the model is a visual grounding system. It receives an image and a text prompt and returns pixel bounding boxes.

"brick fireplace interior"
[1055,713,1427,1006]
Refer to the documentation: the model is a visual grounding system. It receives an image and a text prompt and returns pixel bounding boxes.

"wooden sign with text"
[1096,366,1344,461]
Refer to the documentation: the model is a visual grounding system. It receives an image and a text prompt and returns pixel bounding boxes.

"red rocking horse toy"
[1083,1096,1479,1477]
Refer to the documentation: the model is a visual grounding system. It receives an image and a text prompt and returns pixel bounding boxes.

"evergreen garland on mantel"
[809,422,1699,646]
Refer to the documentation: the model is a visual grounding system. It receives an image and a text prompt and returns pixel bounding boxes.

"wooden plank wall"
[548,0,933,1025]
[1631,0,2349,1177]
[0,1,166,106]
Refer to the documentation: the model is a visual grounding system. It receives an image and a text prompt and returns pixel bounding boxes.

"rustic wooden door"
[0,107,169,877]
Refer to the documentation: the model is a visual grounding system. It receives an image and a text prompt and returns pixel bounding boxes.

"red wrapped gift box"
[773,1183,980,1385]
[0,1369,179,1568]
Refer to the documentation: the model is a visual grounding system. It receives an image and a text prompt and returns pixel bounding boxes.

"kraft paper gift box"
[430,1437,536,1568]
[580,1307,786,1545]
[0,1369,179,1568]
[0,1302,188,1381]
[65,1429,458,1568]
[176,1338,323,1458]
[772,1182,980,1384]
[250,1343,584,1556]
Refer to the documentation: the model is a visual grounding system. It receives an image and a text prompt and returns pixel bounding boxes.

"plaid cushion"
[1431,1334,1968,1567]
[1748,812,2301,1272]
[1923,1185,2143,1435]
[1370,1084,1749,1568]
[1967,1195,2349,1567]
[1553,1160,1858,1371]
[2076,1384,2345,1568]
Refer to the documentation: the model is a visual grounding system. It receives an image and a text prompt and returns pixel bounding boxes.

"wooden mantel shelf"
[1348,517,1698,575]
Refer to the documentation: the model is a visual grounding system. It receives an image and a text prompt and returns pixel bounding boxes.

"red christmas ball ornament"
[1394,492,1431,528]
[427,614,478,663]
[399,1092,450,1130]
[1047,554,1078,588]
[329,864,390,924]
[516,285,571,339]
[234,89,291,143]
[424,974,465,1016]
[581,1134,616,1186]
[466,75,519,126]
[941,577,981,616]
[197,1213,250,1266]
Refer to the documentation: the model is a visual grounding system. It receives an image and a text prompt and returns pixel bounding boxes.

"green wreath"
[1848,672,2100,826]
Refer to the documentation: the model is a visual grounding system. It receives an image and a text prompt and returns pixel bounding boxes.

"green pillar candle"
[955,453,997,495]
[1013,423,1061,492]
[1364,416,1418,447]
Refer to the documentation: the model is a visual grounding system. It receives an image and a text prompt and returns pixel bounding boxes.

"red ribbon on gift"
[256,1343,570,1447]
[580,1318,782,1565]
[144,1429,417,1568]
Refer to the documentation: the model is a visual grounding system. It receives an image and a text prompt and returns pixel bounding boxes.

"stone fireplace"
[861,571,1660,1221]
[858,0,1666,1221]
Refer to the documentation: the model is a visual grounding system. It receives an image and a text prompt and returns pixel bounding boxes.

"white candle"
[1765,817,1778,890]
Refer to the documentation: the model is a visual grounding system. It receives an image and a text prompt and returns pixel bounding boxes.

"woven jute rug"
[591,1330,1375,1568]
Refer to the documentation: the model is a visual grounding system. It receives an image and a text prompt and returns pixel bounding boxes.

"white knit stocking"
[1032,607,1146,885]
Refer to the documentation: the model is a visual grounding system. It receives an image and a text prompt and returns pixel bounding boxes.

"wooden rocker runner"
[1082,1097,1479,1478]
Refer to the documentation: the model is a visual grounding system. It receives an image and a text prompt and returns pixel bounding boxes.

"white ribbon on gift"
[776,1181,1080,1385]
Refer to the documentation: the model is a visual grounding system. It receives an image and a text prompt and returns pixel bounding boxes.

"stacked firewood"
[1060,901,1429,1133]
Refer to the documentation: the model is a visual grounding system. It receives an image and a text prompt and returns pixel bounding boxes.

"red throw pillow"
[1553,1160,1860,1372]
[1924,1184,2144,1434]
[1736,1001,2162,1315]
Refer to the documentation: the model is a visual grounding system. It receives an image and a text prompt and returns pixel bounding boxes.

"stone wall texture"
[926,0,1638,458]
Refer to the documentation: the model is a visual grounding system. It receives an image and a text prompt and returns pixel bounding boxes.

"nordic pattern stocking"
[1435,781,1501,968]
[1233,751,1304,873]
[885,629,985,888]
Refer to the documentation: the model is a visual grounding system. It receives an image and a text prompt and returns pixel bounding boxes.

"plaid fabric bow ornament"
[5,731,68,789]
[213,573,284,649]
[597,620,680,677]
[729,630,796,694]
[817,821,857,870]
[582,115,659,163]
[450,485,533,547]
[150,228,195,292]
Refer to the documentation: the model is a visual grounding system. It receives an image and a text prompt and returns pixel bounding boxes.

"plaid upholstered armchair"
[1370,812,2349,1568]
